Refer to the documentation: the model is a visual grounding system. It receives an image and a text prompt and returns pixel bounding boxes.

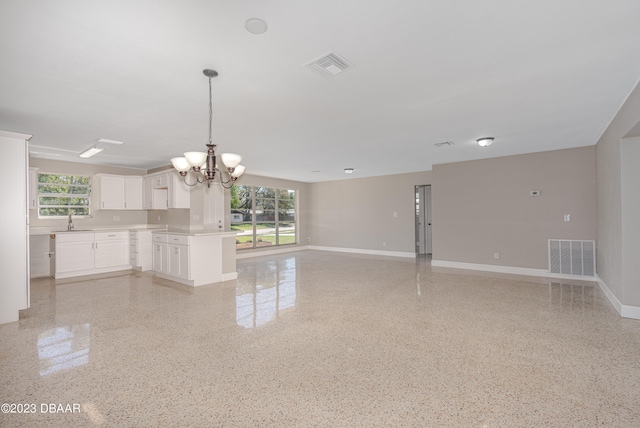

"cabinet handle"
[102,201,104,208]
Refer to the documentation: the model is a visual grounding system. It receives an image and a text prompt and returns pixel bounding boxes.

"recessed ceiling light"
[477,137,494,147]
[245,18,268,35]
[344,168,354,174]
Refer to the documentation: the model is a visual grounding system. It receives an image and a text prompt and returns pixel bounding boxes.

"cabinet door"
[29,167,39,210]
[98,175,124,209]
[124,176,143,210]
[152,243,167,274]
[168,244,189,279]
[56,241,94,273]
[94,239,128,268]
[168,172,190,209]
[143,177,154,209]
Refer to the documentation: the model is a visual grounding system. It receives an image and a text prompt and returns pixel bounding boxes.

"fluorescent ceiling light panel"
[97,138,124,145]
[78,146,104,158]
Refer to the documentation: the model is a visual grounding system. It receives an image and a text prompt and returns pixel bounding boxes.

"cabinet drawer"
[152,233,168,243]
[167,234,189,245]
[95,231,128,241]
[55,232,94,243]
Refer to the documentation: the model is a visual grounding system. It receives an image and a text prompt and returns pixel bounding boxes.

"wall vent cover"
[305,51,354,77]
[548,239,595,277]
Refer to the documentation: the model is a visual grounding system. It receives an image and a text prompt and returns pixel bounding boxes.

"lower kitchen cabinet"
[151,232,237,286]
[54,231,131,279]
[130,230,152,271]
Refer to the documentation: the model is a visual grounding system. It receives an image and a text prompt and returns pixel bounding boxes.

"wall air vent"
[306,51,354,77]
[548,239,595,278]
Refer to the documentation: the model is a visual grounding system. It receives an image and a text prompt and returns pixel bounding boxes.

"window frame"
[231,185,297,250]
[36,172,92,219]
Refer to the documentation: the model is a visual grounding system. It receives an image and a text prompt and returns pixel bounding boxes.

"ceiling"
[1,1,640,183]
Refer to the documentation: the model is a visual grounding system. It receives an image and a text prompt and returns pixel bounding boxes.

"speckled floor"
[1,250,639,427]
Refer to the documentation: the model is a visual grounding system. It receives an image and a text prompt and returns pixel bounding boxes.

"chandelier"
[170,69,246,188]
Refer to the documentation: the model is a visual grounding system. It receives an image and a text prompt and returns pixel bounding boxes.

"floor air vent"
[548,239,595,277]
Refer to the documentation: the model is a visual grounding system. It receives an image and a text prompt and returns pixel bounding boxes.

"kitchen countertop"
[153,229,238,237]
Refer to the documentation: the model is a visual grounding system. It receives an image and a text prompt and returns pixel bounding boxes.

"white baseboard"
[308,246,416,259]
[236,245,312,259]
[222,272,238,281]
[431,259,598,281]
[431,260,551,278]
[596,275,640,320]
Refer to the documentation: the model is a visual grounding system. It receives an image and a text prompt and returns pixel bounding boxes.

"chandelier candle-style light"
[171,69,246,188]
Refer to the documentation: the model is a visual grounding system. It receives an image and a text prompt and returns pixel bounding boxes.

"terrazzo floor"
[1,250,640,427]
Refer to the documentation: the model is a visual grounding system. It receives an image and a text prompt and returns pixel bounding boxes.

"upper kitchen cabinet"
[95,173,143,210]
[144,171,190,210]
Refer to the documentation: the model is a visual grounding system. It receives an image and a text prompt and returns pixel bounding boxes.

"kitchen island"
[151,230,237,286]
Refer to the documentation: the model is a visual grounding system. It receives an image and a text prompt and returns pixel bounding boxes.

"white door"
[415,185,432,255]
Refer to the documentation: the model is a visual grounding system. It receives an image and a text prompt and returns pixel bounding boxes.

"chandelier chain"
[208,76,213,146]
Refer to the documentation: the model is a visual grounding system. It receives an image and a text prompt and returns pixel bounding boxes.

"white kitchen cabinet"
[152,233,168,273]
[167,234,190,280]
[144,171,190,210]
[29,167,39,210]
[124,176,143,210]
[151,232,237,286]
[95,174,144,210]
[55,233,96,275]
[0,130,31,325]
[143,176,168,210]
[94,232,129,268]
[54,231,131,279]
[129,230,152,271]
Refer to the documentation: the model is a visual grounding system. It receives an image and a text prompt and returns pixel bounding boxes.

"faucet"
[67,213,74,231]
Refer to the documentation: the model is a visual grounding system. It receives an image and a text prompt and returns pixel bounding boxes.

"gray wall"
[308,171,432,253]
[596,78,640,308]
[29,158,148,229]
[431,147,597,269]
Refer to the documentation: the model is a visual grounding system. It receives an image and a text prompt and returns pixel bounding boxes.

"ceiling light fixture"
[170,69,246,188]
[344,168,354,174]
[245,18,268,35]
[78,138,125,158]
[477,137,494,147]
[78,146,104,158]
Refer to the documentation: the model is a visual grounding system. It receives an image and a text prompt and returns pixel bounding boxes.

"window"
[231,185,297,250]
[37,173,91,218]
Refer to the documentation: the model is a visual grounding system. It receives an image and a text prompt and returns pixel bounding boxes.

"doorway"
[415,185,432,255]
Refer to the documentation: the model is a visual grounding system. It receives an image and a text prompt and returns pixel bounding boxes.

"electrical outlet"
[113,215,120,221]
[564,214,570,222]
[383,242,387,247]
[494,252,500,260]
[157,215,161,221]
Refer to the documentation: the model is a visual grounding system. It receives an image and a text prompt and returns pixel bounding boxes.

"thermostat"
[530,190,541,197]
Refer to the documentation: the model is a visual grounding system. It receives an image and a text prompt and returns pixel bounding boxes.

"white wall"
[596,77,640,313]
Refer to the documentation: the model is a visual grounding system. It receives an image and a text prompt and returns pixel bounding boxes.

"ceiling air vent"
[434,141,454,147]
[306,51,354,77]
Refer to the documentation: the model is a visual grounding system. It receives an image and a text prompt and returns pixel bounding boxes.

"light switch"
[564,214,570,222]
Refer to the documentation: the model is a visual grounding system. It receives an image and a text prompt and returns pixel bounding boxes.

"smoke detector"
[306,51,354,77]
